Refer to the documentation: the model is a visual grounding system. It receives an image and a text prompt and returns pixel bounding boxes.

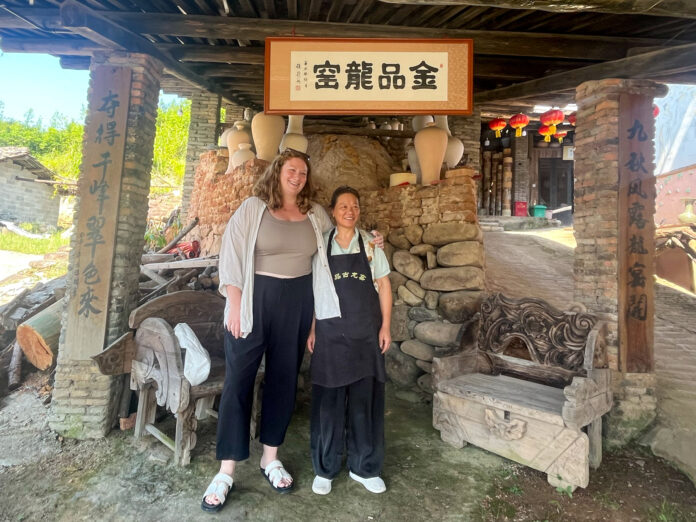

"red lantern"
[509,113,530,138]
[540,109,564,134]
[653,104,660,118]
[568,112,577,126]
[538,125,554,143]
[554,130,568,144]
[489,118,507,138]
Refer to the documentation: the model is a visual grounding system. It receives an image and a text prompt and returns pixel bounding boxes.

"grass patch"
[0,229,70,255]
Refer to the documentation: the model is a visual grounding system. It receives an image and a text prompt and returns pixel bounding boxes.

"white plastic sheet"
[174,323,211,386]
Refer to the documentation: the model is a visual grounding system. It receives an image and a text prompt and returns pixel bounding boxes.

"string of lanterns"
[486,109,579,144]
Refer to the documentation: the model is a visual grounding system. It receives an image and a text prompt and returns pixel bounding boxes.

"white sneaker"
[349,471,386,493]
[312,475,332,495]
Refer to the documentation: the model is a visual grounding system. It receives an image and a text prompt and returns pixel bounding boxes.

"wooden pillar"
[50,52,163,439]
[491,152,502,215]
[482,150,492,215]
[502,148,513,216]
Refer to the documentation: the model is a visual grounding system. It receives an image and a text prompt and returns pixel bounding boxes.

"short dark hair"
[330,185,361,208]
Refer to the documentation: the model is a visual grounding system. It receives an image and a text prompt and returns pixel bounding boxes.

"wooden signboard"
[63,66,131,360]
[264,37,473,115]
[618,93,655,373]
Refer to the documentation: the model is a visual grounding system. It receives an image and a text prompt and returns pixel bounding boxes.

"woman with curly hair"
[201,149,381,512]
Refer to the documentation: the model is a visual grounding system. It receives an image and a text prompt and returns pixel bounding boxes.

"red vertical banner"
[618,94,655,373]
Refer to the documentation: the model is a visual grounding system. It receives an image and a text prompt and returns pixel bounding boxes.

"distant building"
[655,163,695,226]
[0,146,60,227]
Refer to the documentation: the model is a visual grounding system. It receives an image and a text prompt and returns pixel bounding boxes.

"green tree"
[152,98,190,189]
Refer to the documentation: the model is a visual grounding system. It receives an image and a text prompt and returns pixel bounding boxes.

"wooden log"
[8,340,23,391]
[156,217,200,254]
[140,265,169,285]
[141,253,176,265]
[15,298,65,371]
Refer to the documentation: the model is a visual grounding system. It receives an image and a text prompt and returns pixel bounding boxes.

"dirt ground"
[1,370,695,522]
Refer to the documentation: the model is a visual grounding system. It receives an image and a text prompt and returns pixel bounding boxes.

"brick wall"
[181,91,221,222]
[512,134,530,204]
[450,107,481,174]
[655,164,696,226]
[0,163,60,226]
[50,52,163,439]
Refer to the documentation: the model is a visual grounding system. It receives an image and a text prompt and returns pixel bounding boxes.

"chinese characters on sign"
[289,52,447,101]
[618,94,655,372]
[265,38,472,115]
[64,67,131,360]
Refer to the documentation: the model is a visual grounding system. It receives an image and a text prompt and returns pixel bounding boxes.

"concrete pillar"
[573,78,668,448]
[50,52,163,439]
[181,91,221,222]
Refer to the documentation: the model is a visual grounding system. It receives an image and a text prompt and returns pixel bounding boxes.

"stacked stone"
[187,151,267,255]
[384,221,484,397]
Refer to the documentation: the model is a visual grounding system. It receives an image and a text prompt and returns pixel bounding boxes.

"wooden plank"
[617,93,656,373]
[145,423,176,451]
[142,258,219,271]
[128,290,224,329]
[376,0,696,20]
[475,41,696,103]
[63,65,131,360]
[140,266,169,285]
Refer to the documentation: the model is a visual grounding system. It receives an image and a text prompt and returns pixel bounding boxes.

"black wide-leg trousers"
[310,377,385,479]
[216,273,313,462]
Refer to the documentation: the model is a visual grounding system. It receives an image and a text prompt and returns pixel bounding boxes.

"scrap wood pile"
[656,224,696,262]
[1,216,222,394]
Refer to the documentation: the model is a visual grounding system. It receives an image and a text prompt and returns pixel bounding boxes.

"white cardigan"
[218,196,340,338]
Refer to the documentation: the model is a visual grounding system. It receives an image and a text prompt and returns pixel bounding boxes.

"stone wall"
[187,150,266,256]
[50,52,163,439]
[0,162,60,227]
[361,170,483,394]
[181,91,220,222]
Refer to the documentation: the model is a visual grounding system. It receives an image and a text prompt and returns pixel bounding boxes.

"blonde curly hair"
[253,148,313,214]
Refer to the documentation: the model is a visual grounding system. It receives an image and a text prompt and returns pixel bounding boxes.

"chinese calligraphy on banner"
[64,66,131,360]
[618,94,655,373]
[265,38,472,115]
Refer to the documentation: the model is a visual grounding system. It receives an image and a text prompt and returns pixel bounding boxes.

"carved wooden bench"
[432,293,612,491]
[94,290,263,466]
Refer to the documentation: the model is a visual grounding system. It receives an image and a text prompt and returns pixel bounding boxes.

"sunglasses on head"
[282,147,310,161]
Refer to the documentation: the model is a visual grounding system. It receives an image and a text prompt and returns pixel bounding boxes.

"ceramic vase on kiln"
[251,112,285,162]
[434,115,464,169]
[279,115,308,153]
[411,115,434,132]
[414,122,448,185]
[407,144,422,184]
[231,143,256,171]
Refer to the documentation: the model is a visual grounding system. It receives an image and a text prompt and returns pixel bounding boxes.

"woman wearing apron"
[307,186,392,495]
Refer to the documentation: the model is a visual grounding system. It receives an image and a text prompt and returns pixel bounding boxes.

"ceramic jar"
[407,144,422,184]
[411,115,434,132]
[434,115,464,169]
[414,122,448,185]
[678,198,696,224]
[279,115,308,153]
[230,143,256,171]
[251,112,285,161]
[225,121,252,153]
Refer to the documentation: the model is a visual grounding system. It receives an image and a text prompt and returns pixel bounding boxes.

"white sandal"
[349,471,386,493]
[260,459,294,493]
[201,472,234,512]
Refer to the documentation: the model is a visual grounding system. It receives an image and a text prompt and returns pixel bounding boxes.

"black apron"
[311,229,386,388]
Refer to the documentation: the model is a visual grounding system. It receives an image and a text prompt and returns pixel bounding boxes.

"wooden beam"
[0,37,104,55]
[57,1,259,110]
[474,41,696,103]
[376,0,696,20]
[59,55,91,69]
[1,8,690,61]
[110,14,683,61]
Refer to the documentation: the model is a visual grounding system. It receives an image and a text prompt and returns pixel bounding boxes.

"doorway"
[538,157,573,209]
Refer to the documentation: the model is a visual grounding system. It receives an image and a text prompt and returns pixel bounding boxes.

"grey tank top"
[254,209,317,277]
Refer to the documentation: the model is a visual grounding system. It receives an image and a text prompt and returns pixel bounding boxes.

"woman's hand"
[378,325,391,354]
[371,230,385,249]
[225,286,242,339]
[306,318,316,353]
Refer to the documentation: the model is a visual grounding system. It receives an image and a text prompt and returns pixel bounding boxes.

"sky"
[1,51,694,173]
